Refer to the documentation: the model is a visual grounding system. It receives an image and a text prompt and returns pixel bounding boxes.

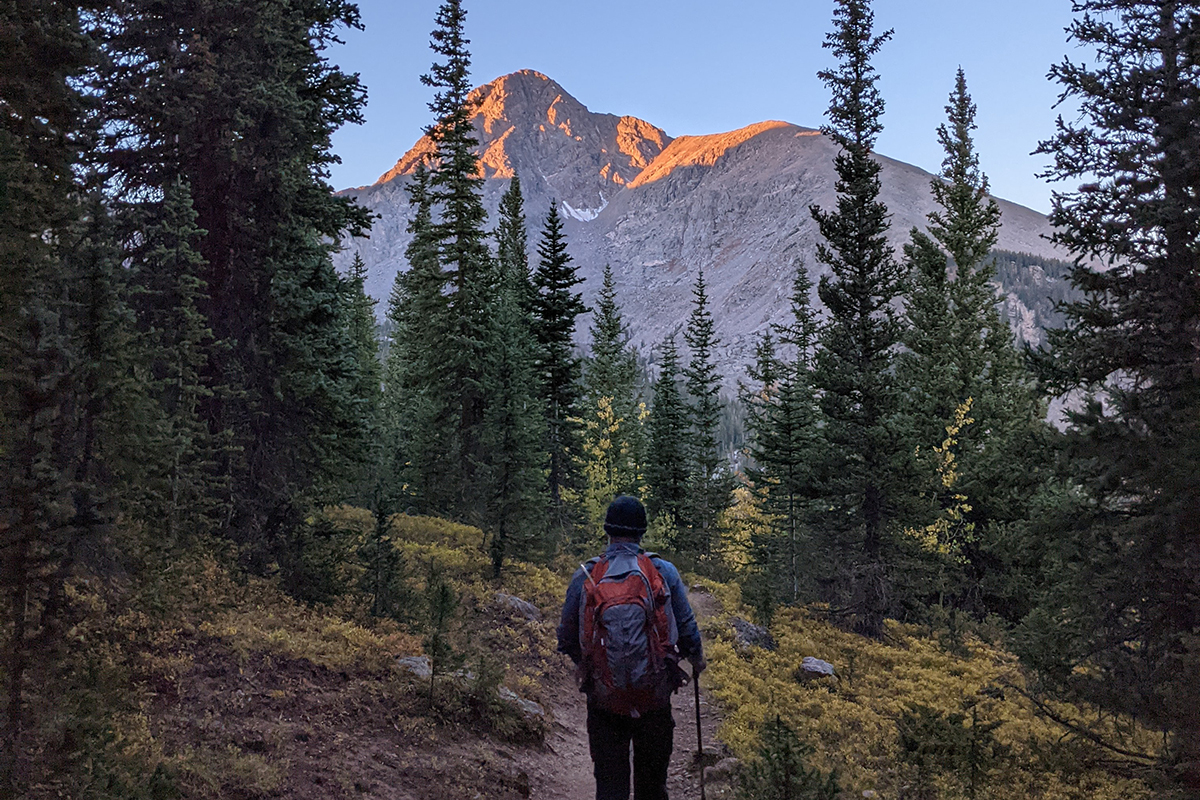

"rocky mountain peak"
[375,69,672,216]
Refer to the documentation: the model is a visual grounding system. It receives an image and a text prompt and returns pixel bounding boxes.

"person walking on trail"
[557,495,706,800]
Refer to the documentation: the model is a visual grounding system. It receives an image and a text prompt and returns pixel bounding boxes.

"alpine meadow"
[1,0,1197,798]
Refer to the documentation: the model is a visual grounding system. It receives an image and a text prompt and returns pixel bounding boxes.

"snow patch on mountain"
[561,196,608,222]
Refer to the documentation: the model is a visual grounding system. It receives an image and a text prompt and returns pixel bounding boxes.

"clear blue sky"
[328,0,1081,214]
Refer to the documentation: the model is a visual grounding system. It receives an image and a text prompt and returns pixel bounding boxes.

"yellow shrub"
[390,514,486,550]
[704,594,1158,800]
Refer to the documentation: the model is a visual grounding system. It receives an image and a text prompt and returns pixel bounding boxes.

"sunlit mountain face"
[337,69,1065,385]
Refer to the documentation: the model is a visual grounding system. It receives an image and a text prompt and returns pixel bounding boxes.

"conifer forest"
[1,0,1197,798]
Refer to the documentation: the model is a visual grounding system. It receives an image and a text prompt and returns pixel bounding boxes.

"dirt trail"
[526,589,728,799]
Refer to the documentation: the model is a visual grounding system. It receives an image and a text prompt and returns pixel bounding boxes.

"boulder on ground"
[397,655,432,679]
[730,617,778,651]
[796,656,836,681]
[703,756,741,784]
[495,592,543,622]
[499,687,545,718]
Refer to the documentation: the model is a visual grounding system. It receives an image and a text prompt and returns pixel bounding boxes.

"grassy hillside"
[698,580,1161,800]
[30,511,568,799]
[33,511,1161,799]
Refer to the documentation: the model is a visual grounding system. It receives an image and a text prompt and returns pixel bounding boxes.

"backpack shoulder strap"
[636,553,667,593]
[584,554,608,584]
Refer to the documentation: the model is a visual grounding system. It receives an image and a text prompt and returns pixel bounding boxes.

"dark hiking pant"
[586,703,674,800]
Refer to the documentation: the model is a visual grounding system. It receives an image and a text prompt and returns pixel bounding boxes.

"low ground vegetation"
[699,580,1160,800]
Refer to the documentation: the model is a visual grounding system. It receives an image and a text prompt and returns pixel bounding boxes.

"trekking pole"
[694,663,706,800]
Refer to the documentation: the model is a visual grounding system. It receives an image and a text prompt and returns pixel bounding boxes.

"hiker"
[557,495,706,800]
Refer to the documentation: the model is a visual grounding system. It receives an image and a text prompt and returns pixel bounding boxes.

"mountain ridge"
[336,69,1066,387]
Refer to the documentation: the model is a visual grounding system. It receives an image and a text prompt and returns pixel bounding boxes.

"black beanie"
[604,495,647,537]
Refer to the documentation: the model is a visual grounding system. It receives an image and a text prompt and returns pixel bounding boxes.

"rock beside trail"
[703,757,741,785]
[499,687,546,718]
[397,655,432,679]
[730,617,777,652]
[495,592,543,622]
[398,655,543,717]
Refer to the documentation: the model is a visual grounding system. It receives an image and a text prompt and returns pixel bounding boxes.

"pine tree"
[647,336,690,542]
[132,179,228,541]
[423,559,461,709]
[496,174,537,316]
[481,212,545,575]
[898,71,1046,618]
[94,0,373,565]
[744,265,822,605]
[340,253,383,504]
[681,268,732,561]
[808,0,909,638]
[531,200,587,535]
[737,716,841,800]
[582,264,647,498]
[0,4,102,786]
[421,0,496,519]
[383,164,455,513]
[1019,2,1200,789]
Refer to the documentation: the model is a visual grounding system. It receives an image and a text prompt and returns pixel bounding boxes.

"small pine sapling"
[738,715,841,800]
[423,559,461,709]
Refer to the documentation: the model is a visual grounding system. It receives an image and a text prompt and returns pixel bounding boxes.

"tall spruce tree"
[482,175,545,575]
[898,70,1045,617]
[682,268,731,560]
[571,265,647,539]
[383,164,453,513]
[94,0,373,567]
[647,336,691,542]
[744,265,822,605]
[532,200,586,534]
[583,265,647,496]
[342,253,383,504]
[1019,2,1200,789]
[421,0,496,518]
[808,0,910,637]
[0,3,104,787]
[133,179,228,541]
[496,174,537,316]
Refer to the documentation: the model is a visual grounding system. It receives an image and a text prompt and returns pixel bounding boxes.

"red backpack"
[578,550,684,715]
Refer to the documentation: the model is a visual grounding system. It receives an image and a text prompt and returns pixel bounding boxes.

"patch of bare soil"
[157,639,536,799]
[154,588,729,799]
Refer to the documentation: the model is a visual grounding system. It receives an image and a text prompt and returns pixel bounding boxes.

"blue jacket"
[556,540,703,664]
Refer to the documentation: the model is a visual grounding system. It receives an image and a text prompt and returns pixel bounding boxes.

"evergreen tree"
[1019,2,1200,789]
[904,70,1040,506]
[421,0,496,519]
[496,174,537,316]
[646,336,690,541]
[582,264,647,498]
[808,0,910,638]
[383,164,455,513]
[682,268,732,561]
[737,716,841,800]
[423,559,461,709]
[0,4,105,787]
[358,507,411,622]
[94,0,373,566]
[132,179,229,541]
[898,70,1046,619]
[744,265,822,605]
[481,208,545,575]
[531,200,587,534]
[339,254,383,504]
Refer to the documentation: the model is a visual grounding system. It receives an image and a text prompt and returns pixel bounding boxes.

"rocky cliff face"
[337,69,1065,387]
